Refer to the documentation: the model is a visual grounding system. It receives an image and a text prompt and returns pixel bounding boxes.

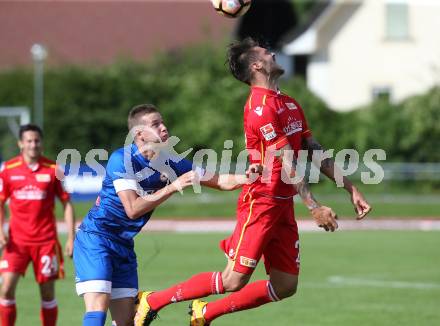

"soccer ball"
[211,0,252,18]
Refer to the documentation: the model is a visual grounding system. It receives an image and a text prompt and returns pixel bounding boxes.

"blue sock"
[83,311,107,326]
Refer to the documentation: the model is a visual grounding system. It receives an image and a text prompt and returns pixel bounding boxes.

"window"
[385,1,410,40]
[372,86,392,102]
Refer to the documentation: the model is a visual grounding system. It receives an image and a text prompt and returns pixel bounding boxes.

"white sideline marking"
[327,276,440,290]
[140,219,440,233]
[53,219,440,233]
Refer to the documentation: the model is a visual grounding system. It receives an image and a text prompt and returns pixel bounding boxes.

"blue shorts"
[73,230,138,299]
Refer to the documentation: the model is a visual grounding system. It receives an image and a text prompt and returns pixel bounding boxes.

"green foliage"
[0,43,438,163]
[291,0,318,24]
[399,88,440,162]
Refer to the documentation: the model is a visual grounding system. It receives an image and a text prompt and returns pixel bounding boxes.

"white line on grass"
[326,276,440,290]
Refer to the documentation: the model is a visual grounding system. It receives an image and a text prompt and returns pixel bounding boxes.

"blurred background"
[1,0,438,218]
[0,1,439,325]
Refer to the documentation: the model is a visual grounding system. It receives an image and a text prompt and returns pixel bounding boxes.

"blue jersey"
[79,143,193,247]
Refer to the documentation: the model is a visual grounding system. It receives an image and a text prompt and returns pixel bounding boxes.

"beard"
[271,64,285,78]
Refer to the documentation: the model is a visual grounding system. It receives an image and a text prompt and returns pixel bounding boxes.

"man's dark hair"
[227,37,260,85]
[19,124,43,140]
[128,104,159,130]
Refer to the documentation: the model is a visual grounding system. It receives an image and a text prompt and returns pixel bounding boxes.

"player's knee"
[0,285,15,300]
[226,281,246,292]
[274,282,298,299]
[39,283,55,301]
[0,290,14,300]
[222,274,249,292]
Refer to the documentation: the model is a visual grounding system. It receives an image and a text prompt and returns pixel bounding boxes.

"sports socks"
[204,280,279,322]
[147,272,225,311]
[83,311,107,326]
[0,299,16,326]
[40,299,58,326]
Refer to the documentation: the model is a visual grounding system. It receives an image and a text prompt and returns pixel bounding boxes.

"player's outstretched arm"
[302,136,371,219]
[200,164,263,191]
[117,171,197,219]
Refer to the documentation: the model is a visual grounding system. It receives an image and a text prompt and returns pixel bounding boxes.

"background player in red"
[0,124,75,326]
[135,38,371,326]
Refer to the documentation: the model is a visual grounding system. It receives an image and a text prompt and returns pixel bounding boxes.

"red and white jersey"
[0,155,70,244]
[243,86,312,198]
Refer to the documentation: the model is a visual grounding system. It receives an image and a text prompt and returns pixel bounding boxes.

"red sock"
[148,272,224,311]
[204,280,278,322]
[40,300,58,326]
[0,299,17,326]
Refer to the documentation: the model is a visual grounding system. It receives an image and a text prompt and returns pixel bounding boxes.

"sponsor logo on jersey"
[240,256,257,268]
[286,102,298,110]
[276,107,285,114]
[254,106,263,116]
[13,185,46,200]
[228,248,235,258]
[10,175,25,181]
[0,260,8,269]
[36,174,51,182]
[160,173,169,183]
[260,123,277,141]
[283,116,303,136]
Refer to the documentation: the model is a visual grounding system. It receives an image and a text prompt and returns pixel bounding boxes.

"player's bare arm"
[279,143,338,232]
[0,200,8,249]
[62,200,75,257]
[302,136,371,219]
[117,170,197,219]
[201,163,263,191]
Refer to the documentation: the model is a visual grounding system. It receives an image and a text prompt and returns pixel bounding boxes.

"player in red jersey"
[0,124,75,326]
[135,38,371,326]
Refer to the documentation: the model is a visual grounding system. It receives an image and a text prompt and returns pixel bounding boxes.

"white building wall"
[307,51,332,103]
[309,0,440,111]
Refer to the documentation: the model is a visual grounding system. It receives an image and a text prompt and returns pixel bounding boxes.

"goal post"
[0,106,31,139]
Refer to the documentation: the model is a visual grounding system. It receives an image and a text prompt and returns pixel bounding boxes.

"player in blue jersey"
[73,104,258,326]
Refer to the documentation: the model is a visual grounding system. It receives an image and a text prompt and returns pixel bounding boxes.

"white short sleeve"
[113,179,138,193]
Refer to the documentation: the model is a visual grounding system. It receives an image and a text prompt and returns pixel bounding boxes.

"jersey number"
[295,240,300,264]
[41,255,58,276]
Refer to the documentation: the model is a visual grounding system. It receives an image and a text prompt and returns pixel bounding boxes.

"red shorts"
[220,191,300,275]
[0,239,64,283]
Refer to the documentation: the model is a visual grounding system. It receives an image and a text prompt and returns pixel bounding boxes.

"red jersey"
[243,86,312,198]
[0,155,70,244]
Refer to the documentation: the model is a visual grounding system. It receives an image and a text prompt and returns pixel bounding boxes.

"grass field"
[12,230,440,325]
[49,180,440,219]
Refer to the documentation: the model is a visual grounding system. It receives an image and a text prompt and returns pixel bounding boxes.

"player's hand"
[0,232,8,249]
[65,237,74,258]
[350,188,371,220]
[171,171,198,192]
[311,206,338,232]
[245,164,264,183]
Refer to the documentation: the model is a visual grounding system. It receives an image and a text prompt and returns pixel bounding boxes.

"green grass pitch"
[10,230,440,325]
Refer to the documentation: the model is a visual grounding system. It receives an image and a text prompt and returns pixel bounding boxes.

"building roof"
[0,0,235,68]
[282,0,361,55]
